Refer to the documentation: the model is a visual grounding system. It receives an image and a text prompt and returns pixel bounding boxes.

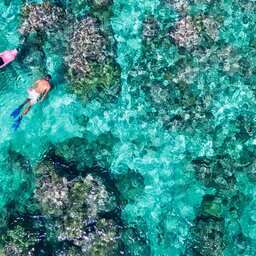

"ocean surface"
[0,0,255,255]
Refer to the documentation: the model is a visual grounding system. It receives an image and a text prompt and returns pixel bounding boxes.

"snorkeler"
[0,49,18,68]
[11,75,52,129]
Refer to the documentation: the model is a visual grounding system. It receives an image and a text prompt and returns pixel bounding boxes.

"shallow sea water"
[0,0,256,255]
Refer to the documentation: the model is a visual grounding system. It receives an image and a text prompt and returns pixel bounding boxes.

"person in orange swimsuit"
[0,49,18,68]
[11,75,52,129]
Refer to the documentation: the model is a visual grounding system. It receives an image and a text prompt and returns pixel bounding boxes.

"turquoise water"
[0,0,256,255]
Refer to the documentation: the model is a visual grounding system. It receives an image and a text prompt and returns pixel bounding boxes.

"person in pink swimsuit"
[0,49,18,68]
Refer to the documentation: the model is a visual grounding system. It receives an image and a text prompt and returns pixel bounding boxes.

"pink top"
[0,49,18,68]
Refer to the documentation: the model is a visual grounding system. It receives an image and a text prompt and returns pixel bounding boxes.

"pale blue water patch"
[0,0,22,48]
[83,96,208,255]
[109,1,214,253]
[1,80,82,166]
[111,0,159,106]
[2,89,85,165]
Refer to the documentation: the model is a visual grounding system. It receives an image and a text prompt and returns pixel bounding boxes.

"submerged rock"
[52,133,119,170]
[188,216,226,256]
[142,18,160,40]
[89,0,111,9]
[202,195,222,218]
[115,170,145,203]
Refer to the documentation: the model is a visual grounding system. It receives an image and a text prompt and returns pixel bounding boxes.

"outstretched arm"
[40,88,50,103]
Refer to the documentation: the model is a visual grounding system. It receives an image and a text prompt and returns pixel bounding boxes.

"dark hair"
[45,74,52,80]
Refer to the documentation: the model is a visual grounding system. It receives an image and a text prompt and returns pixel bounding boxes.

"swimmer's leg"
[11,98,30,118]
[12,103,32,129]
[11,100,33,130]
[12,116,23,130]
[21,98,30,106]
[21,102,33,117]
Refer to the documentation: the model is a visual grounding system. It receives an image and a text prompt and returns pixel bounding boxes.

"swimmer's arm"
[39,88,50,103]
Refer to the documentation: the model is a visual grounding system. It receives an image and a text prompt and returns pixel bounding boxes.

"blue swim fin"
[11,105,23,118]
[12,116,22,130]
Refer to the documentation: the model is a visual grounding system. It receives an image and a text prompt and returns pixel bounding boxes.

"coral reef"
[124,1,255,254]
[170,14,223,48]
[19,2,64,35]
[58,0,111,19]
[186,191,253,256]
[193,14,223,41]
[1,225,36,256]
[69,60,121,104]
[18,2,68,77]
[122,228,150,255]
[188,144,255,255]
[185,194,225,256]
[34,159,121,254]
[65,17,106,77]
[170,16,200,48]
[57,218,119,255]
[35,161,69,216]
[64,16,120,103]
